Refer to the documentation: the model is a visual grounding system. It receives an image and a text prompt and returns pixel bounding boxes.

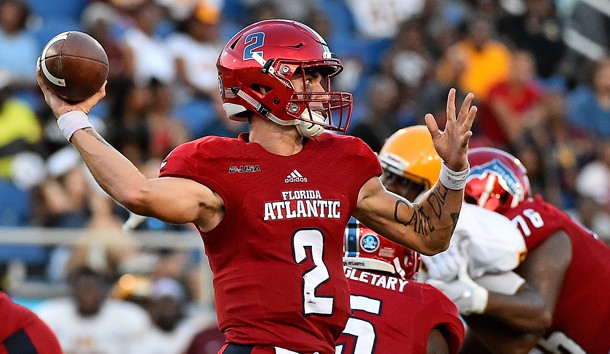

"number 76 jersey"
[503,195,610,354]
[160,133,382,354]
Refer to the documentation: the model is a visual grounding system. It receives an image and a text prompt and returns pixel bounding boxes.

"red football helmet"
[344,218,421,280]
[466,147,531,212]
[216,19,352,135]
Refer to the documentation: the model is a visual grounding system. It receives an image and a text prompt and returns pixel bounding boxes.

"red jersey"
[338,268,464,354]
[0,292,61,354]
[160,133,382,354]
[502,195,610,354]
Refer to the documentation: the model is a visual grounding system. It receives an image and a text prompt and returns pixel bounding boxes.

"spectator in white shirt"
[129,277,215,354]
[36,267,151,354]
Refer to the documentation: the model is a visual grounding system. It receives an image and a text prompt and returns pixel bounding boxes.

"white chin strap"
[226,91,325,138]
[295,109,325,138]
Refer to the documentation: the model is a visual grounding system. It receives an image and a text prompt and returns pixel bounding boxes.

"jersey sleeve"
[159,141,199,180]
[317,134,382,210]
[420,284,465,354]
[0,292,35,338]
[505,195,576,251]
[158,137,231,214]
[343,135,383,191]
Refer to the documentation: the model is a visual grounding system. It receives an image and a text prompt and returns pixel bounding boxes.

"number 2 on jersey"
[293,229,333,315]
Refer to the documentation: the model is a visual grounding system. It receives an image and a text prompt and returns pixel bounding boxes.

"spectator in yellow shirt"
[0,84,42,180]
[451,18,511,100]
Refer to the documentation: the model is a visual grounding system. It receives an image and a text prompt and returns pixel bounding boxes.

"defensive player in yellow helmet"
[381,127,554,352]
[340,125,464,353]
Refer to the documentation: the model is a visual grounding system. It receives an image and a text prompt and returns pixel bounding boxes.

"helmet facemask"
[287,63,352,136]
[247,56,352,137]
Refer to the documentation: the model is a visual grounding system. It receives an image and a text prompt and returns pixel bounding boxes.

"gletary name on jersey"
[344,267,410,292]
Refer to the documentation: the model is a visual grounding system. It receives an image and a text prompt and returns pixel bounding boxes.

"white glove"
[427,264,489,315]
[421,242,466,282]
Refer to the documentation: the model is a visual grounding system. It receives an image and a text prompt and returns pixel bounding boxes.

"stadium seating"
[0,179,49,267]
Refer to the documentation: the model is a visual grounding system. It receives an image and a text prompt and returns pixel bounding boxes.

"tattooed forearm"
[426,183,449,219]
[393,181,461,240]
[394,199,407,224]
[411,205,434,236]
[83,127,112,147]
[449,212,459,235]
[394,199,434,236]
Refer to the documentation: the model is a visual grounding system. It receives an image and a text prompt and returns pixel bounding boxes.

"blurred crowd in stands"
[0,0,609,351]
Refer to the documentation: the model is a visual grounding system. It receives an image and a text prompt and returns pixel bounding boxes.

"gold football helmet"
[378,125,441,201]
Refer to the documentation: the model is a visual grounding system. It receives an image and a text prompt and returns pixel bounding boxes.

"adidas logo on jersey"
[285,170,308,183]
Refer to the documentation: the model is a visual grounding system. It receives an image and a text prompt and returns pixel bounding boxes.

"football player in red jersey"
[395,133,549,351]
[341,220,464,354]
[460,147,610,354]
[36,19,477,354]
[0,291,62,354]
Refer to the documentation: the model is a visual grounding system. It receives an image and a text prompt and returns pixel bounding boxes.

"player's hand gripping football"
[36,61,107,119]
[424,88,476,172]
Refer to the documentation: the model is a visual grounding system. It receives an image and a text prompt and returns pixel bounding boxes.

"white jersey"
[423,203,527,294]
[35,297,151,354]
[454,203,526,278]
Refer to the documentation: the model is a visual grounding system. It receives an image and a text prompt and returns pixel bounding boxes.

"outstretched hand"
[36,58,107,118]
[424,88,477,171]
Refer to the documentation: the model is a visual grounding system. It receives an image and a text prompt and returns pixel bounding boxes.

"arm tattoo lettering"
[394,184,454,237]
[427,183,460,234]
[449,212,459,235]
[394,199,407,224]
[394,199,434,236]
[426,184,448,219]
[83,128,112,147]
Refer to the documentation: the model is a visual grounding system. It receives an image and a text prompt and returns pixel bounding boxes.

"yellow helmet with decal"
[378,125,441,198]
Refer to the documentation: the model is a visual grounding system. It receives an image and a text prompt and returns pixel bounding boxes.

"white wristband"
[57,111,92,141]
[439,162,470,190]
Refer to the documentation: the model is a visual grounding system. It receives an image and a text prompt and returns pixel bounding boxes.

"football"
[38,31,109,102]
